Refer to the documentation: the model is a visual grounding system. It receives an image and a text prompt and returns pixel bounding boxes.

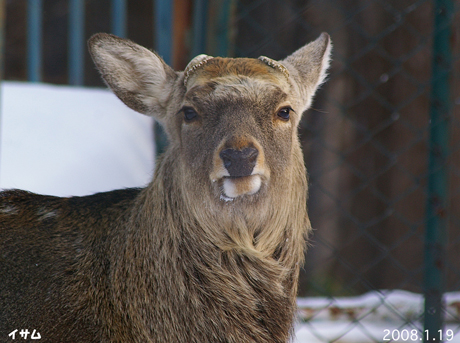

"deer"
[0,32,331,343]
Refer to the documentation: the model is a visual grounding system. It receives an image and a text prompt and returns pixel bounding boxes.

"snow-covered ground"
[1,82,459,343]
[294,290,460,342]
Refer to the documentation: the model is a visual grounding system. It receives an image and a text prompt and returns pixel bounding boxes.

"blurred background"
[0,0,459,341]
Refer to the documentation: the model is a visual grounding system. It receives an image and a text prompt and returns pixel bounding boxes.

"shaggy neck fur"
[111,145,310,343]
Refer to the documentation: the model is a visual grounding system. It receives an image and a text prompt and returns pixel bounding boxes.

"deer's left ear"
[283,33,332,110]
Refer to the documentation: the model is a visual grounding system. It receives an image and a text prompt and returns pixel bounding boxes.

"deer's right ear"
[88,33,178,118]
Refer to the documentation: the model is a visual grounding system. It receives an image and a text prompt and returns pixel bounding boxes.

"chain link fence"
[2,0,459,341]
[232,0,460,341]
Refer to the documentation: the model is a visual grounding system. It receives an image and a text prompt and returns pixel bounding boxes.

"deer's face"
[176,58,299,201]
[88,33,331,203]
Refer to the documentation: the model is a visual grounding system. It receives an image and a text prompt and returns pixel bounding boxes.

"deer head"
[88,33,331,255]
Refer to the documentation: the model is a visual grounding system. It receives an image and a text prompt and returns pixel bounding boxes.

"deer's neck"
[112,154,308,342]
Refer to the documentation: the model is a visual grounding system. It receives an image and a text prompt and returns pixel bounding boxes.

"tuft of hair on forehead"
[185,57,286,86]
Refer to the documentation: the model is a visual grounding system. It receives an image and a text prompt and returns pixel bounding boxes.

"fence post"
[0,0,3,79]
[0,0,4,183]
[191,0,208,57]
[153,0,173,156]
[423,0,453,342]
[111,0,127,38]
[27,0,42,82]
[206,0,234,57]
[68,0,85,86]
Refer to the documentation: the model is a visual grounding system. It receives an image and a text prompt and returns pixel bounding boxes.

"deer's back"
[0,188,141,342]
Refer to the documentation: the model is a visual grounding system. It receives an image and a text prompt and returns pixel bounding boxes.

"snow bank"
[0,81,155,196]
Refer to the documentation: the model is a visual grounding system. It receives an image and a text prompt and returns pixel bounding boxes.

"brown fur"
[191,57,282,85]
[0,33,331,342]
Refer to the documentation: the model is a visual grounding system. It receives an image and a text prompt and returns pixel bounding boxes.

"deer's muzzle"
[211,138,269,201]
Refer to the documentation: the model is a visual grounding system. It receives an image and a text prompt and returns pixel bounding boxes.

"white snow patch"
[0,82,155,196]
[294,290,460,342]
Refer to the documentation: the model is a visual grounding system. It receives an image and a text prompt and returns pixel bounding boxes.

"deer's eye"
[183,107,198,122]
[277,107,292,121]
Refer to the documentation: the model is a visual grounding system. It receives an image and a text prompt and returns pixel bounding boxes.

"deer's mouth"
[220,174,262,201]
[210,139,269,202]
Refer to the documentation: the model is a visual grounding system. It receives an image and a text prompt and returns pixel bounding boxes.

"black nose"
[219,147,259,177]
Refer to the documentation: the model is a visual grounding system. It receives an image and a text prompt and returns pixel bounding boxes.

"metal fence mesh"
[232,0,460,341]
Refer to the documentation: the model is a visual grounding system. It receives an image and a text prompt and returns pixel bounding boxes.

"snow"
[294,290,460,342]
[0,81,155,196]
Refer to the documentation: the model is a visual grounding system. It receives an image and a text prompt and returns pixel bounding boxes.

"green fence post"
[191,0,209,57]
[153,0,173,156]
[68,0,85,86]
[206,0,234,57]
[27,0,43,82]
[0,0,4,184]
[111,0,127,38]
[423,0,453,342]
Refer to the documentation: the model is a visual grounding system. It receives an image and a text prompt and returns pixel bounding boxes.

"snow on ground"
[294,321,460,343]
[0,81,155,196]
[1,82,459,343]
[294,290,460,342]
